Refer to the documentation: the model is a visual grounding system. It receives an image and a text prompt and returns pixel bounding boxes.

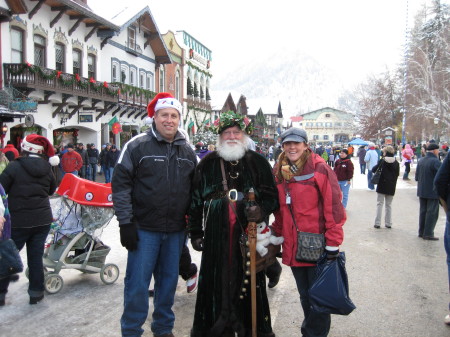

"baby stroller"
[38,174,119,294]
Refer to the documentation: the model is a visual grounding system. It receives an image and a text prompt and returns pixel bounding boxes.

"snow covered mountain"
[210,48,346,119]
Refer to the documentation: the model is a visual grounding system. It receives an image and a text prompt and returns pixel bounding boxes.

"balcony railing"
[185,95,211,110]
[113,83,156,107]
[3,63,119,102]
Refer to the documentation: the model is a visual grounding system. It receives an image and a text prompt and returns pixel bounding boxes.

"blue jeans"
[109,167,115,181]
[445,218,450,295]
[291,266,331,337]
[367,170,375,190]
[121,229,185,337]
[0,225,50,300]
[89,163,97,181]
[360,163,366,174]
[338,181,350,208]
[103,165,111,183]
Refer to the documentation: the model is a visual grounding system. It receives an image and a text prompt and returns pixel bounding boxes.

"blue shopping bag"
[308,252,356,315]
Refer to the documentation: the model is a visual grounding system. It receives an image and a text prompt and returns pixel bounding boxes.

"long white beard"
[216,136,249,161]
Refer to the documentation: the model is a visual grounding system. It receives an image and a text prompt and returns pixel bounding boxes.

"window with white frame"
[72,48,82,75]
[324,135,329,140]
[34,34,46,67]
[55,43,65,71]
[147,73,154,91]
[128,26,136,50]
[112,63,118,82]
[11,27,24,63]
[87,54,96,79]
[175,70,181,101]
[140,73,144,89]
[120,65,129,84]
[130,68,136,86]
[159,68,165,92]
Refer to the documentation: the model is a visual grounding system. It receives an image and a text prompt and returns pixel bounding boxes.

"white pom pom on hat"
[21,134,60,166]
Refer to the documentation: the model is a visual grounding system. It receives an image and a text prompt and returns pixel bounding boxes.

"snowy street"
[1,157,449,337]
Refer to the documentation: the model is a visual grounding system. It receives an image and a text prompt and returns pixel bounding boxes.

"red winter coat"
[61,150,83,173]
[2,144,19,159]
[334,157,354,181]
[272,151,346,267]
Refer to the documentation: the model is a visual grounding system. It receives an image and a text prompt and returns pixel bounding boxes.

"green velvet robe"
[188,151,279,337]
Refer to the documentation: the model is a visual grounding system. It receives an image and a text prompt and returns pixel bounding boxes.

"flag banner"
[108,116,118,127]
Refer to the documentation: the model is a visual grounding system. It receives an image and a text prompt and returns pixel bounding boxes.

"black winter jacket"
[0,156,56,228]
[372,156,400,196]
[87,148,99,164]
[434,152,450,212]
[105,149,121,168]
[415,152,442,199]
[112,126,197,232]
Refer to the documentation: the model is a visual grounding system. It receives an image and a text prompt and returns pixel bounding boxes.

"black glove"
[120,223,139,251]
[191,237,204,251]
[245,204,263,223]
[326,249,339,260]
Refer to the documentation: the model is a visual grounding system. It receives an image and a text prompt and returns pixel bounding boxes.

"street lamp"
[434,117,439,142]
[60,108,70,126]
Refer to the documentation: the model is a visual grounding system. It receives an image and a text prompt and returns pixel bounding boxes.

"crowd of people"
[1,94,450,336]
[51,141,121,184]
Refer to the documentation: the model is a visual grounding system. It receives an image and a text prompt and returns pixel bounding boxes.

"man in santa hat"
[0,134,58,306]
[112,93,197,337]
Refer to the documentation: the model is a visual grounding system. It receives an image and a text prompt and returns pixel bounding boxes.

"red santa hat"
[147,92,182,118]
[21,134,60,166]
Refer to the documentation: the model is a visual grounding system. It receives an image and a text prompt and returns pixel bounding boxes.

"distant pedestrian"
[105,144,120,180]
[0,134,58,306]
[2,140,19,160]
[334,149,354,208]
[60,144,83,177]
[75,143,89,179]
[357,145,367,174]
[372,146,400,229]
[364,142,379,191]
[401,144,414,180]
[87,143,99,181]
[433,150,450,324]
[99,143,111,182]
[415,143,441,240]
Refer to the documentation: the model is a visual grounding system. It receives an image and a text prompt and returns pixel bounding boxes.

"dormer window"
[128,26,136,50]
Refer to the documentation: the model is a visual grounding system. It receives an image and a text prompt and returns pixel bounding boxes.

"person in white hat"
[0,134,58,306]
[112,92,197,337]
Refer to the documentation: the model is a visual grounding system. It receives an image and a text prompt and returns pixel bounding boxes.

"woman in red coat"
[272,128,346,337]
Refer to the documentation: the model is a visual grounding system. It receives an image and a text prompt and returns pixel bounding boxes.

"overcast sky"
[91,0,445,89]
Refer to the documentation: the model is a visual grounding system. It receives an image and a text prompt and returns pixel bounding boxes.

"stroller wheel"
[25,267,48,279]
[44,274,64,294]
[100,263,119,285]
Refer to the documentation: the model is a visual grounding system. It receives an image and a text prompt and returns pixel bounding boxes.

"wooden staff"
[247,187,257,337]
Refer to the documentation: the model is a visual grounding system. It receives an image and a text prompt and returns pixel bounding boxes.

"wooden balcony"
[3,63,119,103]
[185,96,211,111]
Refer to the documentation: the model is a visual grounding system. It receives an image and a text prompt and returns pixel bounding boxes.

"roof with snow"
[93,5,171,64]
[301,107,353,120]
